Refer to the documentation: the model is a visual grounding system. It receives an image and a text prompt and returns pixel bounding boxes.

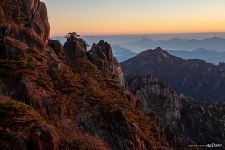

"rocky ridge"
[121,47,225,101]
[0,0,172,150]
[127,75,225,149]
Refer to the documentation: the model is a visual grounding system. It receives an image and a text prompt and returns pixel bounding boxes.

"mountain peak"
[154,47,164,51]
[139,47,171,60]
[209,36,224,40]
[152,47,171,58]
[121,46,225,101]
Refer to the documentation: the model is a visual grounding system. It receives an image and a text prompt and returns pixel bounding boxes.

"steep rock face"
[0,1,173,150]
[127,75,225,149]
[180,100,225,146]
[0,0,50,45]
[121,47,225,101]
[0,0,51,62]
[0,0,107,149]
[78,110,152,150]
[127,75,182,129]
[88,40,124,84]
[0,0,58,116]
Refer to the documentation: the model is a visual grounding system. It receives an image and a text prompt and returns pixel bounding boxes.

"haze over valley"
[1,0,225,149]
[54,33,225,64]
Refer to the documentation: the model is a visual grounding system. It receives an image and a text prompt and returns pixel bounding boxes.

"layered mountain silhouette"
[0,0,173,149]
[121,47,225,101]
[130,37,225,52]
[70,36,225,64]
[1,0,225,150]
[111,45,137,62]
[167,48,225,64]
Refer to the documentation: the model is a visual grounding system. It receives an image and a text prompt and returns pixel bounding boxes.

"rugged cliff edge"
[0,1,172,150]
[127,75,225,149]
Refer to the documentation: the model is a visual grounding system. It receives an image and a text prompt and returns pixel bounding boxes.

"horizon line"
[51,31,225,37]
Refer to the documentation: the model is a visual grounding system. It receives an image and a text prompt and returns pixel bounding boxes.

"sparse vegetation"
[0,96,43,136]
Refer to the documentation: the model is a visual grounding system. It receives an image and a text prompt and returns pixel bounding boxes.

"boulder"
[29,124,60,150]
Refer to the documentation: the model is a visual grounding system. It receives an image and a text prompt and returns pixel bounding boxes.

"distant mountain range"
[130,37,225,52]
[111,45,137,62]
[167,48,225,64]
[3,0,225,149]
[121,47,225,101]
[53,36,225,64]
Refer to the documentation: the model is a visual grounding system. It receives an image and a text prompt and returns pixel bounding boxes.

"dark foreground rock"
[0,97,60,150]
[0,0,172,150]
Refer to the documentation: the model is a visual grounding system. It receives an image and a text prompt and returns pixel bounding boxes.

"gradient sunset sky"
[42,0,225,36]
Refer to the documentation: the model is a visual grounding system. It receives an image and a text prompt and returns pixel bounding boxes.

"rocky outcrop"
[0,1,173,150]
[64,35,87,61]
[88,40,124,84]
[121,47,225,101]
[127,75,182,129]
[48,39,64,58]
[180,100,225,146]
[63,38,124,84]
[127,75,225,149]
[0,0,59,114]
[0,0,50,44]
[0,0,50,62]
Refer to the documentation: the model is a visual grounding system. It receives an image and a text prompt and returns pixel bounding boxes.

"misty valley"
[0,0,225,150]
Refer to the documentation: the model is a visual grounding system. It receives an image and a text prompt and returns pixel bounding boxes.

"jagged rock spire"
[88,40,124,84]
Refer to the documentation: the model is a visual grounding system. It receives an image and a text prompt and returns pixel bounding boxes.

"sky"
[42,0,225,36]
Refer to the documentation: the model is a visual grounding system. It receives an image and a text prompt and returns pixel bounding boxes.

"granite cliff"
[0,0,172,150]
[127,75,225,149]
